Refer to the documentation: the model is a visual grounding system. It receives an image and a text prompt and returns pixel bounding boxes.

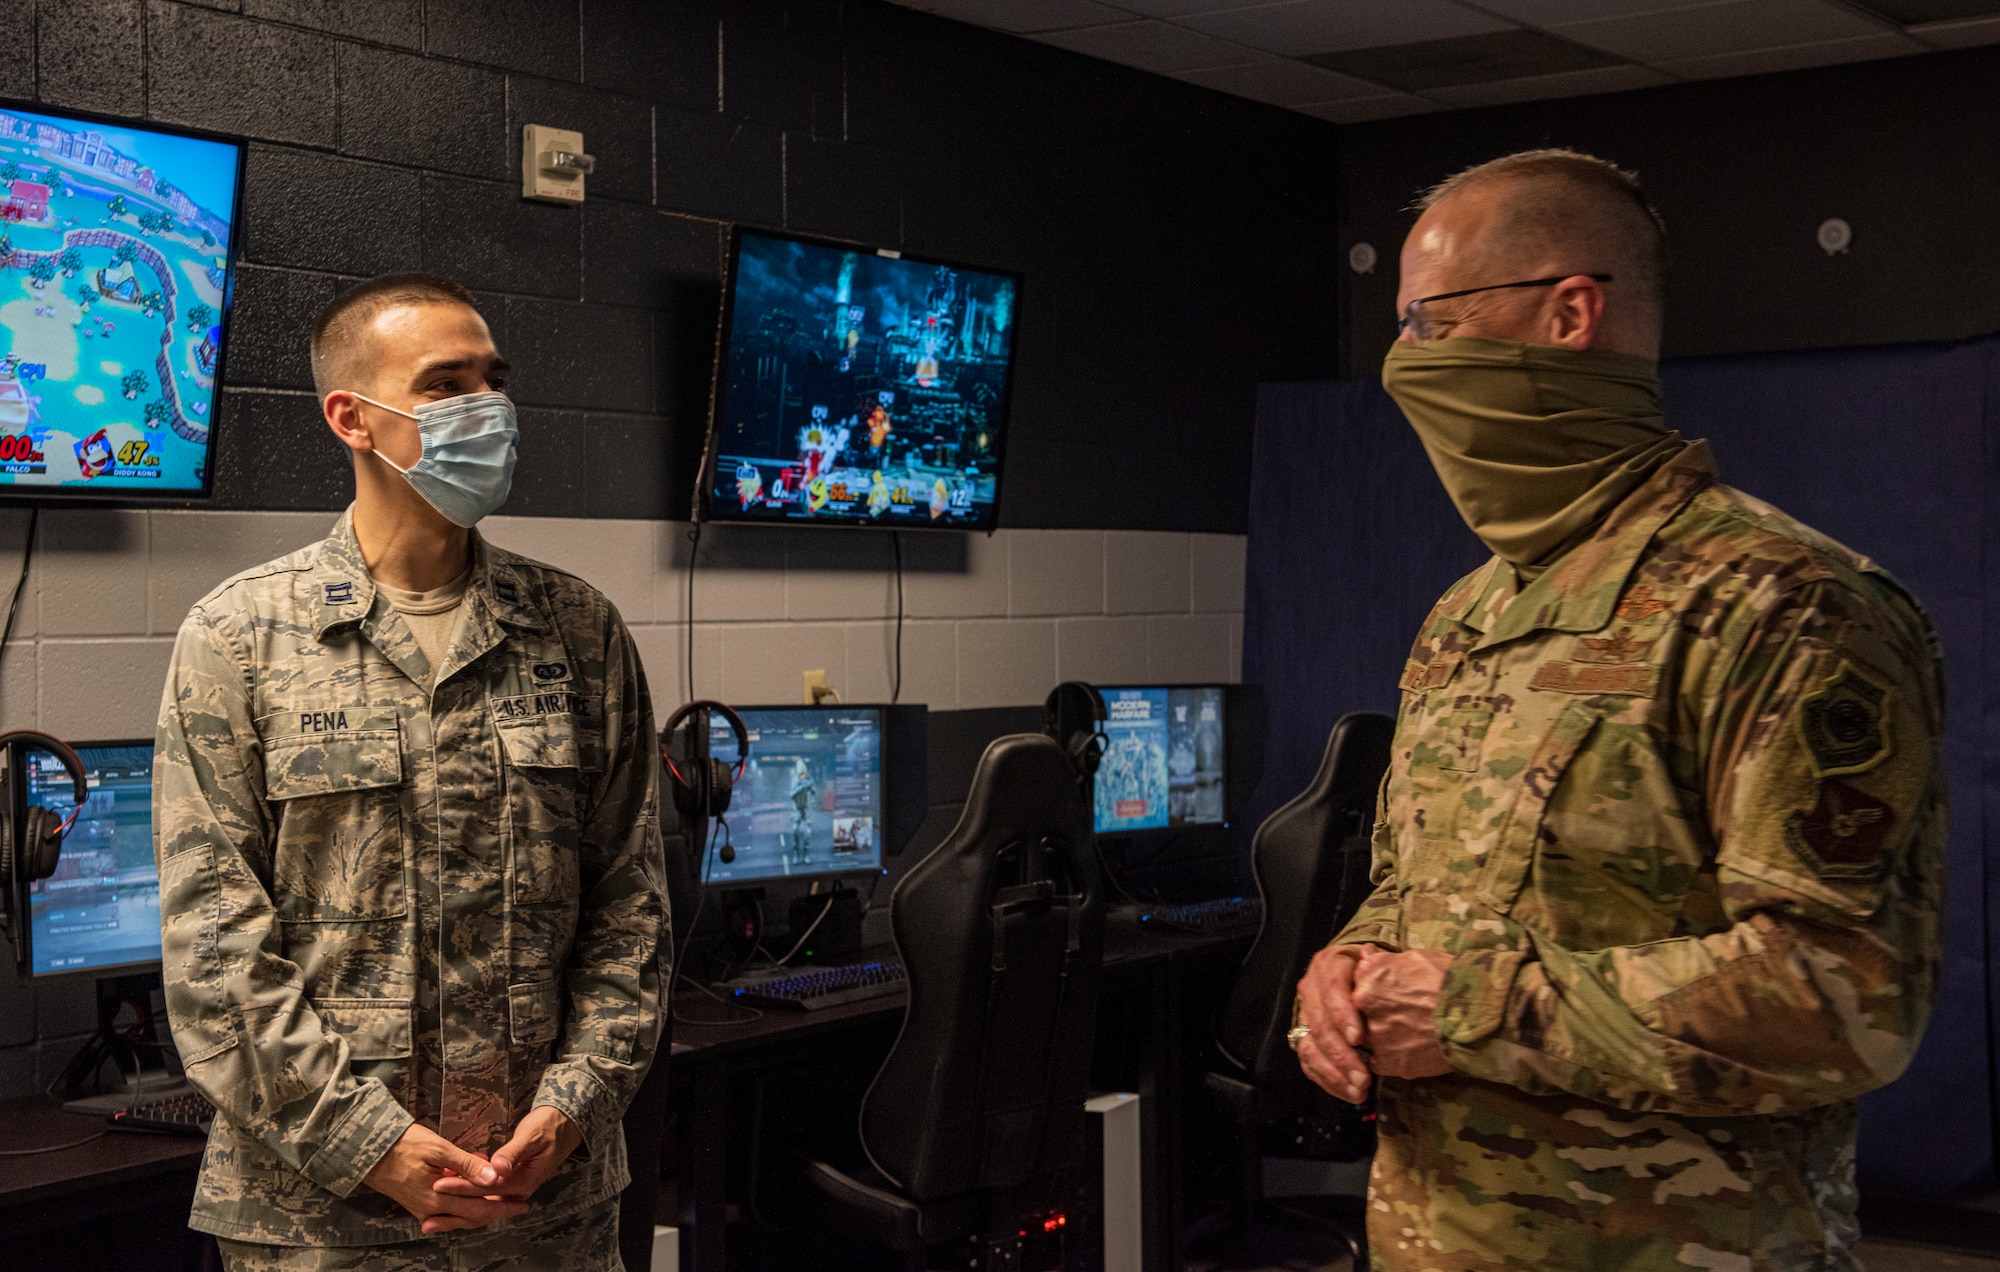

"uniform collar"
[466,534,548,632]
[310,508,547,641]
[1460,441,1718,649]
[309,509,376,638]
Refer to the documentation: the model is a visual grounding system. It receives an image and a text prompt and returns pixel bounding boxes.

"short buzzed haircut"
[1418,149,1667,334]
[309,272,479,398]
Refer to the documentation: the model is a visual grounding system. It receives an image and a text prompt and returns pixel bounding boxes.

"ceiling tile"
[1425,62,1673,105]
[1658,28,1924,76]
[1554,0,1889,63]
[1034,19,1268,70]
[1105,0,1289,14]
[1291,93,1445,122]
[1306,28,1623,90]
[1466,0,1729,24]
[1855,0,2000,20]
[1174,59,1387,103]
[1175,0,1513,57]
[1907,12,2000,44]
[891,0,1134,34]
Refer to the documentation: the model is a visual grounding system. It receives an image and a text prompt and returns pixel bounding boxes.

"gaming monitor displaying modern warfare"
[1094,686,1228,836]
[702,229,1020,530]
[0,104,243,497]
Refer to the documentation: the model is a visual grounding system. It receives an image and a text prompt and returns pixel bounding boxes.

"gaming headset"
[0,730,88,889]
[660,700,750,861]
[1042,681,1107,786]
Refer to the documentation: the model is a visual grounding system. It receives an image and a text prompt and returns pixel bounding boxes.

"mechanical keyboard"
[1140,896,1264,934]
[731,957,909,1011]
[108,1089,215,1136]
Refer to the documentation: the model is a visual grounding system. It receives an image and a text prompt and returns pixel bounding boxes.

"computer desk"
[0,1096,210,1260]
[663,916,1256,1272]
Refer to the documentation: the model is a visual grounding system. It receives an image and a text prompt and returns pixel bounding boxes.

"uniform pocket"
[1477,701,1601,914]
[317,997,414,1061]
[257,708,407,922]
[495,705,596,906]
[508,979,563,1047]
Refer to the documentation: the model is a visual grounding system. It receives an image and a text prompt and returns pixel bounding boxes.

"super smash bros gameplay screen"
[705,231,1019,529]
[0,106,241,495]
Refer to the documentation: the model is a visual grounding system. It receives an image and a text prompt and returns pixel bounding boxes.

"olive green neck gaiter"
[1382,337,1687,572]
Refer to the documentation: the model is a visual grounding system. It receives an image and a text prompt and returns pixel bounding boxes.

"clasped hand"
[1293,945,1454,1103]
[364,1106,582,1235]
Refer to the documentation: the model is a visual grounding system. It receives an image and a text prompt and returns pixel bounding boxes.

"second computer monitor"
[1094,686,1227,835]
[705,706,885,886]
[26,741,160,977]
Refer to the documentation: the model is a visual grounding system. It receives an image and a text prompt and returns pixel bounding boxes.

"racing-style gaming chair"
[803,733,1105,1271]
[1203,711,1394,1262]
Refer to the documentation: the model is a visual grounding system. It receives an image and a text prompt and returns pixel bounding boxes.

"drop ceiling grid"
[884,0,2000,120]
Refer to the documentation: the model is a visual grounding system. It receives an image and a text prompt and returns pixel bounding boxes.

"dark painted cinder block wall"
[1336,45,2000,376]
[2,0,1345,534]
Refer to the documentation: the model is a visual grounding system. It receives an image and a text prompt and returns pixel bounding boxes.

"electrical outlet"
[804,669,828,705]
[521,124,592,204]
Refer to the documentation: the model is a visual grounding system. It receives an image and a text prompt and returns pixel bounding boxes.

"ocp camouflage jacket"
[1333,443,1946,1271]
[154,510,669,1246]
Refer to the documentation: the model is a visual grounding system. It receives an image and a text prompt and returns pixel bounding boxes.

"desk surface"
[667,915,1253,1059]
[0,1097,204,1208]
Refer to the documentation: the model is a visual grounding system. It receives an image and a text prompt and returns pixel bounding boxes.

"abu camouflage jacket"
[1332,443,1946,1271]
[154,511,669,1246]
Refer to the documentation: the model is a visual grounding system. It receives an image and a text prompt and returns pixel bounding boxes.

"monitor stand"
[55,971,184,1108]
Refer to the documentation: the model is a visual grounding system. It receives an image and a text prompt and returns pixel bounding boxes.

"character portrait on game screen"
[867,469,890,517]
[735,460,763,509]
[929,476,950,520]
[789,758,817,864]
[74,428,113,479]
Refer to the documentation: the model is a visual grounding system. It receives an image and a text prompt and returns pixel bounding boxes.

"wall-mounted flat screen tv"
[701,228,1020,531]
[0,102,244,499]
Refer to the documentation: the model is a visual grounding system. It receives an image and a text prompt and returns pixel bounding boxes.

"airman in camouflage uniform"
[154,509,669,1254]
[1328,439,1945,1270]
[1291,150,1945,1272]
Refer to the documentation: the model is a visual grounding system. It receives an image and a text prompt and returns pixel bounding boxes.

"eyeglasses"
[1397,273,1613,342]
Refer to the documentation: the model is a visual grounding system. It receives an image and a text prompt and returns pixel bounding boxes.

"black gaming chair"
[803,733,1105,1271]
[1202,711,1395,1261]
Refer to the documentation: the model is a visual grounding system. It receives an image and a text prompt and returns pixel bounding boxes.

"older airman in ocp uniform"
[156,273,668,1269]
[1291,152,1945,1271]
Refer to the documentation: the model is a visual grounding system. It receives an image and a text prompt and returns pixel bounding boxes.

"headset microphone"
[660,700,752,862]
[0,730,88,890]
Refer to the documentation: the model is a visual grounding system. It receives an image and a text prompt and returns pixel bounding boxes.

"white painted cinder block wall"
[0,509,1245,741]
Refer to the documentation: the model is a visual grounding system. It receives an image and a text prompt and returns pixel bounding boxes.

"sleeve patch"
[1797,660,1894,777]
[1783,779,1894,881]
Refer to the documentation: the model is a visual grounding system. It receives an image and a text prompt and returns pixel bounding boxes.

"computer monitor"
[701,706,886,887]
[0,102,246,499]
[700,228,1022,531]
[1093,686,1227,835]
[26,741,160,976]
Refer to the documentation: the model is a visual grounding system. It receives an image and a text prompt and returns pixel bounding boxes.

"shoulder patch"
[1784,779,1894,881]
[1797,660,1893,777]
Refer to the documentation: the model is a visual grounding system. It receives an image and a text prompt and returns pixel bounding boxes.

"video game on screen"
[709,232,1019,529]
[0,106,240,494]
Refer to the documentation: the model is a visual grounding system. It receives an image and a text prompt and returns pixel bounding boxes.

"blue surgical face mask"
[354,390,519,528]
